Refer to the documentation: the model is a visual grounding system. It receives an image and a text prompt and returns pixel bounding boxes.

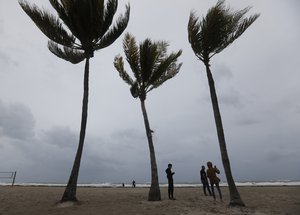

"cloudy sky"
[0,0,299,184]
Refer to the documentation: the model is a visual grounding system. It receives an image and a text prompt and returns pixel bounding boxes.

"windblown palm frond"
[139,39,160,87]
[114,55,134,86]
[188,0,259,62]
[48,41,85,64]
[99,0,117,38]
[49,0,71,25]
[148,62,182,92]
[114,33,182,99]
[123,33,141,83]
[19,0,76,47]
[147,50,182,88]
[215,14,259,54]
[188,12,204,61]
[19,0,130,60]
[96,4,130,50]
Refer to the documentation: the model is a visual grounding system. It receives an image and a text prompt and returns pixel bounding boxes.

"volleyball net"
[0,171,17,187]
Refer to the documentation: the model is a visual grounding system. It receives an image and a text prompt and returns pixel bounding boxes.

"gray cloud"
[202,87,243,108]
[41,126,77,149]
[0,19,3,34]
[0,101,35,140]
[235,117,261,126]
[0,0,299,184]
[218,88,243,108]
[295,105,300,114]
[213,63,234,82]
[0,51,14,68]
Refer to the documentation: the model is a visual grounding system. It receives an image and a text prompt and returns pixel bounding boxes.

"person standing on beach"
[200,165,212,196]
[206,161,222,201]
[166,163,175,200]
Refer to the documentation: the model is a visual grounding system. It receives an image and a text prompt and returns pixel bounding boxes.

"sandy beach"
[0,186,299,215]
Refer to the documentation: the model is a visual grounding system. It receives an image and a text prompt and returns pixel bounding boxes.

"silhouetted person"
[200,165,212,196]
[132,180,136,188]
[206,161,222,201]
[165,163,175,200]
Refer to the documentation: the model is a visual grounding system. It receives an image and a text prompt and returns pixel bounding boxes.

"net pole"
[12,171,17,187]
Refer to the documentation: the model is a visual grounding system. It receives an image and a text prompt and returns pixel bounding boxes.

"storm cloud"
[0,0,299,184]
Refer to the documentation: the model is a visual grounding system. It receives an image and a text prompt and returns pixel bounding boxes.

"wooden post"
[12,171,16,187]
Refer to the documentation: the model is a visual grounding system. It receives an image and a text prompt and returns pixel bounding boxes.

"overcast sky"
[0,0,299,184]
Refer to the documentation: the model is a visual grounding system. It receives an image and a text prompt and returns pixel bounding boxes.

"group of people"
[166,161,222,201]
[200,161,222,201]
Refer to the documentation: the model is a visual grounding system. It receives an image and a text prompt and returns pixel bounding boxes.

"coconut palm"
[188,0,259,206]
[19,0,130,202]
[114,33,182,201]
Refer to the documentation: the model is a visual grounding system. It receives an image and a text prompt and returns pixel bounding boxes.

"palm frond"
[61,0,73,11]
[155,41,168,62]
[61,0,93,45]
[188,12,204,61]
[123,33,141,83]
[216,14,259,53]
[188,0,259,62]
[49,0,77,37]
[113,55,134,86]
[130,82,140,98]
[148,50,182,87]
[139,39,159,87]
[148,62,182,92]
[98,0,117,38]
[114,34,182,97]
[95,4,130,50]
[87,0,105,42]
[19,0,75,47]
[152,41,169,72]
[48,41,85,64]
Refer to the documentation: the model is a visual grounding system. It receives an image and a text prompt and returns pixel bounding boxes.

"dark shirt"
[200,168,209,183]
[200,169,207,180]
[166,167,174,182]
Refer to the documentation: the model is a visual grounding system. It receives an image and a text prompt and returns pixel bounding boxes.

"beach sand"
[0,186,299,215]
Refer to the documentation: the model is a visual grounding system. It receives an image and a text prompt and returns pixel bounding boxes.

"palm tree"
[19,0,130,202]
[114,33,182,201]
[188,0,259,206]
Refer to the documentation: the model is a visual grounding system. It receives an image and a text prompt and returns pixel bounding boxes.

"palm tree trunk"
[61,58,90,202]
[140,98,161,201]
[205,64,245,206]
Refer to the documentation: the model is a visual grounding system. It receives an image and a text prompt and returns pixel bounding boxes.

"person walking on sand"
[165,163,175,200]
[200,165,212,196]
[206,161,222,201]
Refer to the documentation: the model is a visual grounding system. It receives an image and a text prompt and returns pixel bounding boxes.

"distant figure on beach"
[122,183,125,187]
[165,163,175,200]
[200,165,212,196]
[132,180,136,188]
[206,161,222,201]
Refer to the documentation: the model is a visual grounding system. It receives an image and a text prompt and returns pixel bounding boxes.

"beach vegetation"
[18,0,130,202]
[114,32,182,201]
[187,0,259,206]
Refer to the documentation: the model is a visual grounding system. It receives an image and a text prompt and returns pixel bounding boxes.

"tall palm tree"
[188,0,259,206]
[114,33,182,201]
[19,0,130,202]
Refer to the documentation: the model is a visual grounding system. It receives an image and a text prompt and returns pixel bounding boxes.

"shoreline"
[2,185,300,188]
[1,180,300,188]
